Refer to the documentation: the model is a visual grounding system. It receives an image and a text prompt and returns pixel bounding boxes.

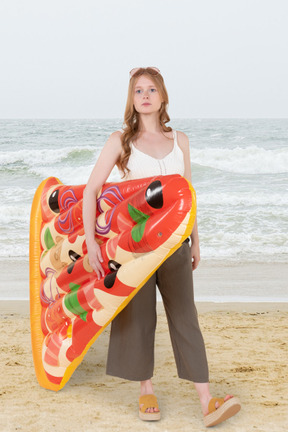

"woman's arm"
[177,131,200,271]
[83,131,122,279]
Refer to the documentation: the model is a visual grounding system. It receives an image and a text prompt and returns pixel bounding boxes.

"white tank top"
[119,129,185,180]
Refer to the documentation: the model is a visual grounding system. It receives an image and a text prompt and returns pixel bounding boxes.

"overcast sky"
[0,0,287,118]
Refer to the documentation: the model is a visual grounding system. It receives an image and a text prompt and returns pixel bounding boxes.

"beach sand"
[0,300,287,432]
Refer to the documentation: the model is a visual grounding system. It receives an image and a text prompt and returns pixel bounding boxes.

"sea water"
[0,118,287,300]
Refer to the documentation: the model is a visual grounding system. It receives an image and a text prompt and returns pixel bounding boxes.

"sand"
[0,300,287,432]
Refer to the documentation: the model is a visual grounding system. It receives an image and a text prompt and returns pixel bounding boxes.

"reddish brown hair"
[116,68,172,176]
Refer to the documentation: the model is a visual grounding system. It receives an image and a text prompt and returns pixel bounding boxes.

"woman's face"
[133,75,162,114]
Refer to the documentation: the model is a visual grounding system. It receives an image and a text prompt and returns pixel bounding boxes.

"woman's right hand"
[87,240,105,280]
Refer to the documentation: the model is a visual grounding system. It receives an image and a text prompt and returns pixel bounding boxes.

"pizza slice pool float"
[29,174,196,391]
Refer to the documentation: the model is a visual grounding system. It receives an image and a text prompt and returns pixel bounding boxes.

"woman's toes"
[224,394,233,402]
[145,407,159,413]
[214,395,234,411]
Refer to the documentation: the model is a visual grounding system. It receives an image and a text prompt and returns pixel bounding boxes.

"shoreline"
[1,299,288,316]
[1,259,287,303]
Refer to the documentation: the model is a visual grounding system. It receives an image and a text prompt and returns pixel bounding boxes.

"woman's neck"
[138,113,161,133]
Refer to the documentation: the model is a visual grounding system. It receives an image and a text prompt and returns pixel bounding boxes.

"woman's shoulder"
[103,130,123,154]
[174,130,189,151]
[110,129,123,138]
[107,130,123,143]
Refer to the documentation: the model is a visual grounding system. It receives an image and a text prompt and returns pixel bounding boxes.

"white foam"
[28,164,94,184]
[191,145,288,174]
[27,162,122,185]
[0,187,35,202]
[0,243,29,258]
[0,145,100,166]
[201,243,288,261]
[0,204,30,225]
[197,191,288,207]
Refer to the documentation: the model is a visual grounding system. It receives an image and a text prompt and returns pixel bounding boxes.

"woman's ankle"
[140,379,154,395]
[194,382,212,415]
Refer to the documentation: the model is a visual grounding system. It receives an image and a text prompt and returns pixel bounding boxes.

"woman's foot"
[204,395,241,427]
[201,394,233,416]
[194,383,240,427]
[139,379,160,415]
[202,395,241,427]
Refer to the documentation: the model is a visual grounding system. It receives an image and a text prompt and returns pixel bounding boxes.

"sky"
[0,0,287,119]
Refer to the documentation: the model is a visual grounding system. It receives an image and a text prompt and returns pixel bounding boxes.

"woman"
[83,67,241,427]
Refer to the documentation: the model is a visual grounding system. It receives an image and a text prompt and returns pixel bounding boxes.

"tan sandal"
[204,396,241,427]
[139,394,161,421]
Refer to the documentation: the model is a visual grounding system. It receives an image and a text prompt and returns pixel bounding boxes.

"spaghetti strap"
[172,129,178,145]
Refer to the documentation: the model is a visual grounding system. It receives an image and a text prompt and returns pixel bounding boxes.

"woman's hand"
[191,240,200,271]
[87,240,105,280]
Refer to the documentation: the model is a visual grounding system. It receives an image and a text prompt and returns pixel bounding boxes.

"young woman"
[83,67,241,427]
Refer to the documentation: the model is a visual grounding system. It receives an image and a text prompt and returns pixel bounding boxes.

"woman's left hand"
[191,241,200,271]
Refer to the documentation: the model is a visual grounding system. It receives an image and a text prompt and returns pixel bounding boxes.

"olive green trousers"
[106,241,209,383]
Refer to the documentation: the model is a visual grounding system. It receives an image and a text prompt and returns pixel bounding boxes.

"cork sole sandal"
[204,397,241,427]
[139,394,161,421]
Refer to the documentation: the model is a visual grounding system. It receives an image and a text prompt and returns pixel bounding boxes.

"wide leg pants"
[106,241,209,383]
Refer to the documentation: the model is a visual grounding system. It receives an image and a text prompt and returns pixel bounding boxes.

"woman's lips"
[142,103,151,106]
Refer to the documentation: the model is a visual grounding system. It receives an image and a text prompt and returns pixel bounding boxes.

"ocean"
[0,118,287,300]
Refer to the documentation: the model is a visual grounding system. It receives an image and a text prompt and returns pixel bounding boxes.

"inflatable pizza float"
[29,174,196,391]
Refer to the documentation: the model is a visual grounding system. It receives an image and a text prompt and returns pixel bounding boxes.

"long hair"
[116,68,172,176]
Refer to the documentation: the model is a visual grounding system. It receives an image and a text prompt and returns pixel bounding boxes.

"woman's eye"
[150,88,157,93]
[136,89,142,94]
